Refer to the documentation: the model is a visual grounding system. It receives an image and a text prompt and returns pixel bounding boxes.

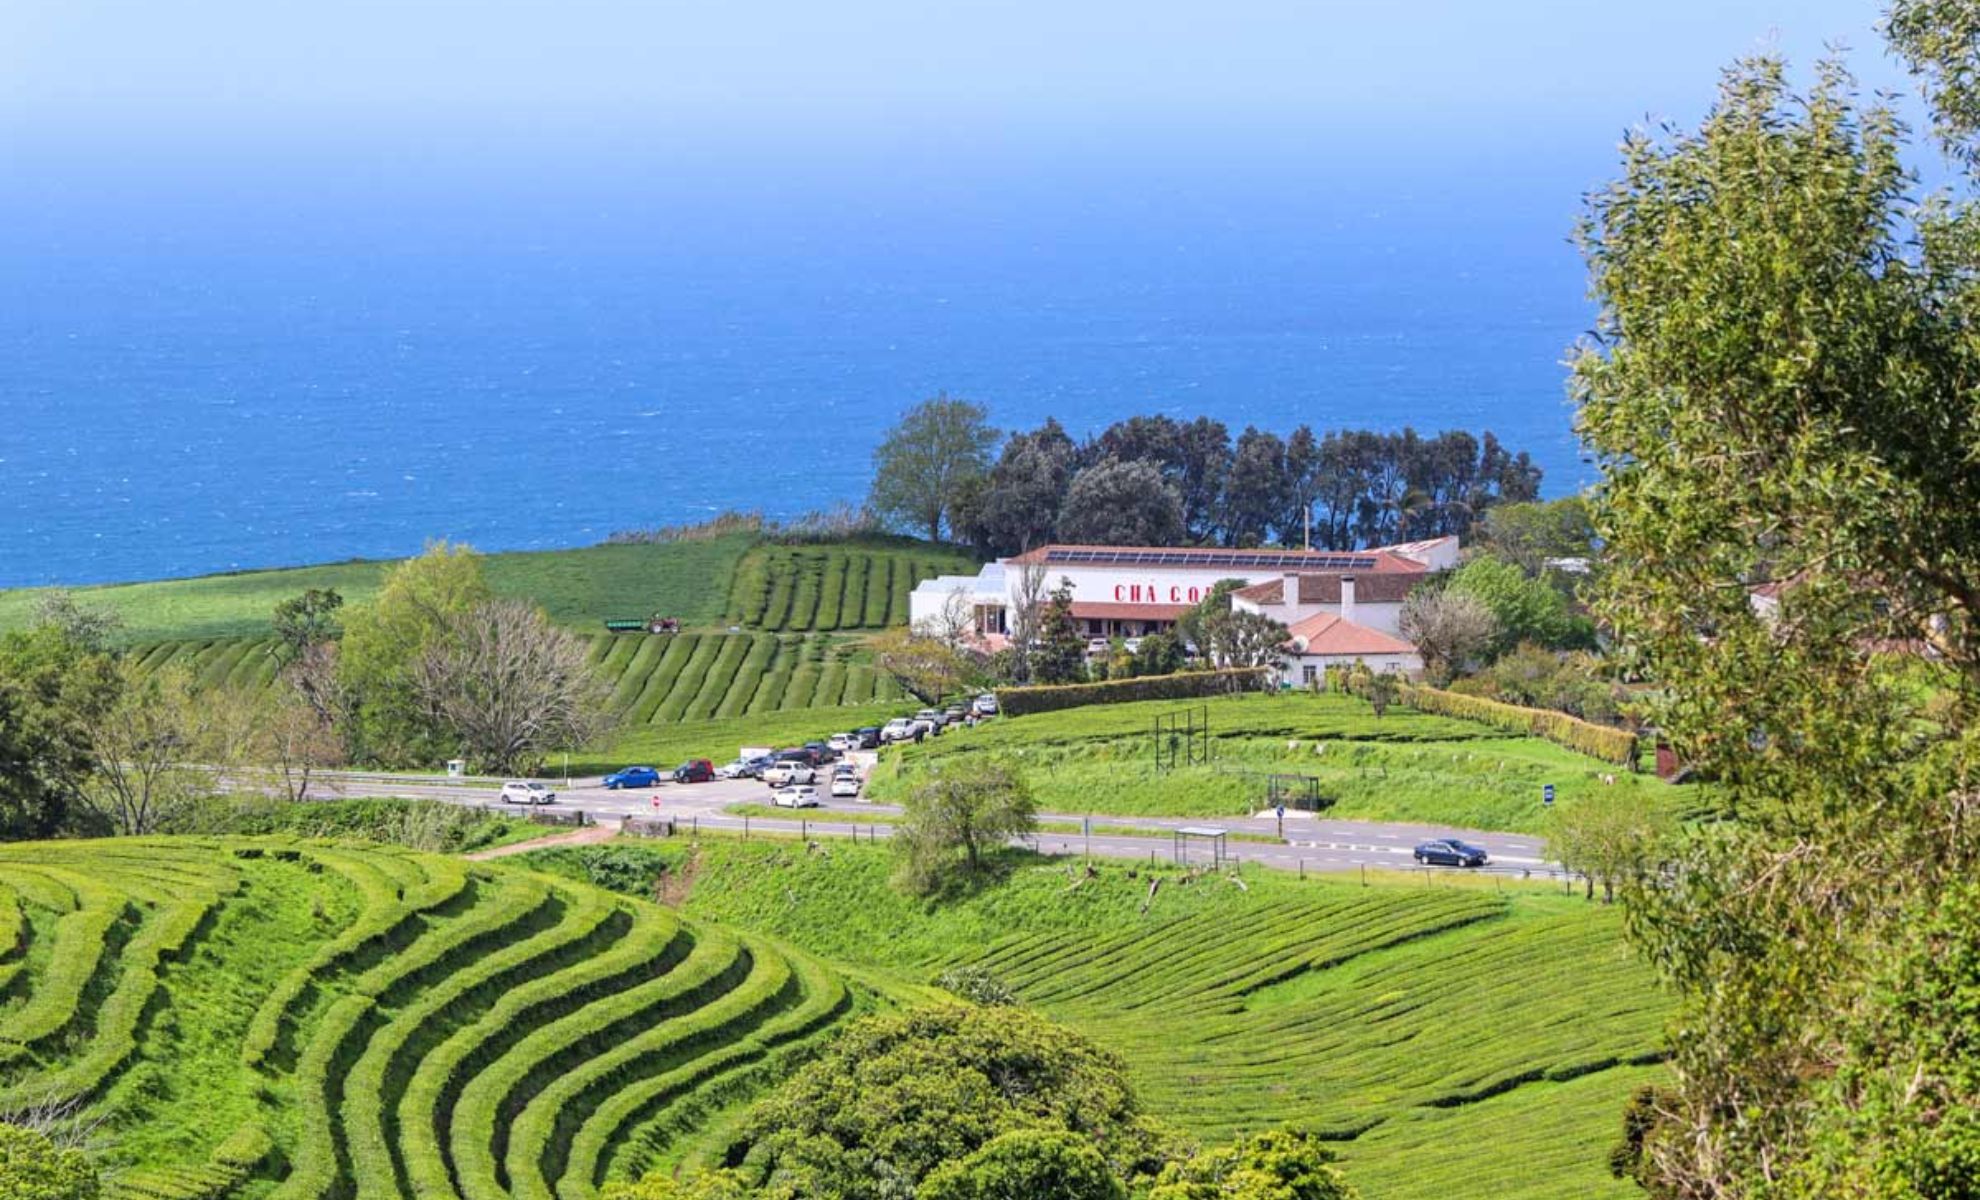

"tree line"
[0,543,612,839]
[867,399,1544,555]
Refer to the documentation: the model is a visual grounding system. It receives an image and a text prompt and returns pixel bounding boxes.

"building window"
[1301,666,1318,685]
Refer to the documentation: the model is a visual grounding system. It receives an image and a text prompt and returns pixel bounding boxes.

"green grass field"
[723,542,975,632]
[542,837,1666,1200]
[867,691,1696,833]
[0,837,864,1199]
[0,537,757,645]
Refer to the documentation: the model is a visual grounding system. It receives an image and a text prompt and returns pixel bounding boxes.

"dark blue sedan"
[602,766,662,790]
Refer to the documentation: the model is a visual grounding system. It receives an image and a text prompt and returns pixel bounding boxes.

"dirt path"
[466,823,618,860]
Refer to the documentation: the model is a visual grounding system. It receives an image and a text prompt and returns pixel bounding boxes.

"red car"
[672,759,716,783]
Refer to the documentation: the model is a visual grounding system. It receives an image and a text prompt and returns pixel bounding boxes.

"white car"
[880,718,917,743]
[714,760,750,780]
[500,780,556,806]
[763,761,816,787]
[972,694,999,716]
[830,775,861,798]
[772,784,820,808]
[827,733,857,753]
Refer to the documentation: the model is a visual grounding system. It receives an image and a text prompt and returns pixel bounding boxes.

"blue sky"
[0,0,1913,168]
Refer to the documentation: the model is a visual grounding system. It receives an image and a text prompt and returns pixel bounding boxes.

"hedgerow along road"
[304,766,1565,878]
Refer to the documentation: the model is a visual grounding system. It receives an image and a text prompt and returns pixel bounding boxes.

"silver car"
[500,780,556,806]
[773,784,821,809]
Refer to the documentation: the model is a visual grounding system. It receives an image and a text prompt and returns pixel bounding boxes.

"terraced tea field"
[587,631,908,720]
[126,630,914,724]
[0,839,860,1198]
[637,838,1668,1200]
[723,543,974,632]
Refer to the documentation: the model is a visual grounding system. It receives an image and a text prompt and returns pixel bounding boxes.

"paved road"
[306,761,1567,880]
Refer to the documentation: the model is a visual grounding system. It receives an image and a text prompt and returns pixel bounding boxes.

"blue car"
[602,766,662,790]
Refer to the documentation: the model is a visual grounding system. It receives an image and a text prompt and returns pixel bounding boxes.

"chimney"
[1340,576,1357,625]
[1281,573,1302,615]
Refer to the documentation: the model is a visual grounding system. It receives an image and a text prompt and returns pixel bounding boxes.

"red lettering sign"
[1114,584,1126,601]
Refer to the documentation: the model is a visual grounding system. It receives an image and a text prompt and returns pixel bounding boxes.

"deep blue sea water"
[0,149,1599,588]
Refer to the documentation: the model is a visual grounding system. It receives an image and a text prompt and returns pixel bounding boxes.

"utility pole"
[1304,503,1312,551]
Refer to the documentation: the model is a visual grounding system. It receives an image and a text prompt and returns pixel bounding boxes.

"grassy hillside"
[724,542,975,632]
[548,838,1666,1200]
[868,691,1696,832]
[0,838,863,1198]
[0,536,756,645]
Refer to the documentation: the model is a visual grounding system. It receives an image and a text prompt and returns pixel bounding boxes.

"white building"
[1277,612,1423,687]
[908,537,1456,647]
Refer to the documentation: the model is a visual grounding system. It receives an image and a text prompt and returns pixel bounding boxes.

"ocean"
[0,148,1600,589]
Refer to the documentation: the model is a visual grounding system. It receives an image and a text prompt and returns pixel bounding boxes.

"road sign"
[1542,784,1555,806]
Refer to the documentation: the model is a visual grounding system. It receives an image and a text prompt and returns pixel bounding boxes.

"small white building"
[1277,612,1423,688]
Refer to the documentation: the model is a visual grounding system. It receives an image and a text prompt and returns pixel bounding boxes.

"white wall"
[1001,566,1278,612]
[1277,652,1422,687]
[1233,594,1407,636]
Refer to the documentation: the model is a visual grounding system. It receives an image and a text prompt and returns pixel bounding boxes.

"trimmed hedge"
[996,668,1272,717]
[571,947,850,1195]
[505,938,793,1200]
[6,887,222,1110]
[1382,682,1640,767]
[450,925,744,1200]
[0,869,129,1061]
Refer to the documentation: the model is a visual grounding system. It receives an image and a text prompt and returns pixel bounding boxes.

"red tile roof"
[1283,613,1418,657]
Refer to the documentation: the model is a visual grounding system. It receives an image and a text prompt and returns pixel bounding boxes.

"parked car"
[672,759,716,784]
[500,780,556,806]
[827,732,858,753]
[764,761,816,787]
[854,726,882,749]
[601,766,661,790]
[1123,637,1144,654]
[830,774,861,798]
[972,694,998,716]
[832,760,859,777]
[777,747,823,768]
[772,784,821,809]
[914,709,945,732]
[1086,637,1108,655]
[881,718,917,743]
[1414,839,1489,868]
[944,704,967,723]
[740,754,777,779]
[803,740,840,763]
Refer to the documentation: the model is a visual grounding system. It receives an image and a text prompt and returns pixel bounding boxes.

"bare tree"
[266,685,345,803]
[413,599,613,775]
[1399,589,1500,685]
[915,586,978,653]
[77,665,217,835]
[1005,557,1050,683]
[284,639,346,731]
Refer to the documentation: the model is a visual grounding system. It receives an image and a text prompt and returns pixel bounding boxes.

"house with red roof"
[1276,611,1423,688]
